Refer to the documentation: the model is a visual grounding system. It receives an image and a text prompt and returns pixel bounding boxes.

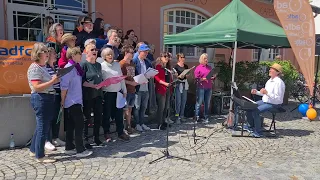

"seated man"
[245,63,285,138]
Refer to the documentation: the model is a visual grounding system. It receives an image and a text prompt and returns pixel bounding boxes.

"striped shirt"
[46,63,60,89]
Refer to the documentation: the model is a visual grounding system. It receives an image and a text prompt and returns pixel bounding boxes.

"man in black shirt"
[76,16,97,51]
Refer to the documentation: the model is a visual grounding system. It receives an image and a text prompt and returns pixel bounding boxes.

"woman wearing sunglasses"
[173,53,189,124]
[81,43,104,147]
[27,43,59,163]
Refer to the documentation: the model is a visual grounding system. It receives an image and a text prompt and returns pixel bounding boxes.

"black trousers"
[65,104,85,153]
[102,92,124,136]
[83,96,103,140]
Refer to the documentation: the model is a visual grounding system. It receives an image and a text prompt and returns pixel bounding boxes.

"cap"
[81,16,92,25]
[138,44,150,51]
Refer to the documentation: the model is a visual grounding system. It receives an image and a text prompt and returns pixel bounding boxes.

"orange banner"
[0,40,34,95]
[274,0,315,95]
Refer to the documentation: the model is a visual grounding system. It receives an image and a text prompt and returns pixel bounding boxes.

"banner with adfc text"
[274,0,315,94]
[0,40,34,95]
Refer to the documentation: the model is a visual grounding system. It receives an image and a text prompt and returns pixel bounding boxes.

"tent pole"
[229,41,238,110]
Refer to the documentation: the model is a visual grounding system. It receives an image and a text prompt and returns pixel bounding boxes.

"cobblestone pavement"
[1,103,320,180]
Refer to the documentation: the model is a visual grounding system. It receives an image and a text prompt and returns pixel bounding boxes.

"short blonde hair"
[66,47,81,59]
[199,53,208,64]
[85,44,96,53]
[107,29,117,39]
[31,42,48,62]
[101,48,114,60]
[84,38,96,47]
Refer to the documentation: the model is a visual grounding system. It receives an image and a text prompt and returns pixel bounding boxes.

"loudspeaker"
[316,34,320,56]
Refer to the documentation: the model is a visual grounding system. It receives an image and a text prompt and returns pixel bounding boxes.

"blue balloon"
[298,104,309,116]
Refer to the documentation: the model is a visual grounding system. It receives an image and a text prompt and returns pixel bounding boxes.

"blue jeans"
[134,91,149,125]
[30,93,54,159]
[175,87,187,117]
[246,100,280,133]
[195,88,212,119]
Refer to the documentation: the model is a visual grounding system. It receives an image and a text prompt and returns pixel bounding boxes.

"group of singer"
[27,15,216,163]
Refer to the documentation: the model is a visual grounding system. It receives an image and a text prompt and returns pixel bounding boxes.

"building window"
[163,9,207,58]
[53,0,87,11]
[252,48,281,61]
[8,0,47,7]
[256,0,273,4]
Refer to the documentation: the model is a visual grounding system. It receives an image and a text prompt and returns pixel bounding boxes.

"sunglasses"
[41,50,49,54]
[180,56,185,58]
[90,48,98,52]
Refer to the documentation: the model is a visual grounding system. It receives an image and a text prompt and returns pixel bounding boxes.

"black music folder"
[57,65,75,77]
[206,68,218,80]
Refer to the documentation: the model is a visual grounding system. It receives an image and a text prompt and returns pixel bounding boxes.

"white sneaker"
[165,118,174,124]
[135,124,143,132]
[64,149,77,155]
[45,142,56,151]
[141,124,151,131]
[52,138,66,147]
[76,150,93,158]
[203,118,209,123]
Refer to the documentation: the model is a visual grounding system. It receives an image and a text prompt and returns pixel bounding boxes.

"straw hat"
[270,63,283,73]
[61,33,76,44]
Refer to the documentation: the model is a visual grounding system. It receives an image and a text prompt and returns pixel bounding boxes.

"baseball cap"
[138,44,150,51]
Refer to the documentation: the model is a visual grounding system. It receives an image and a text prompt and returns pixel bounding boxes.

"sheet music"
[133,74,149,84]
[242,96,257,104]
[116,92,127,108]
[144,68,159,78]
[179,66,195,77]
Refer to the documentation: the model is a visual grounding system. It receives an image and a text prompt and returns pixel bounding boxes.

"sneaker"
[141,124,151,131]
[165,118,174,124]
[52,138,66,147]
[175,118,181,124]
[126,127,134,134]
[243,124,253,133]
[251,131,263,138]
[135,124,143,132]
[76,150,93,158]
[180,116,187,122]
[45,142,56,151]
[36,157,56,163]
[203,118,209,123]
[64,149,77,155]
[118,134,130,141]
[104,134,112,143]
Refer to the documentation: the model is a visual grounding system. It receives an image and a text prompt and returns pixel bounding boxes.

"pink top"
[58,46,68,68]
[194,64,212,89]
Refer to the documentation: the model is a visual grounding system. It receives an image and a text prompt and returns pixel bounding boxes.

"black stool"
[268,107,286,135]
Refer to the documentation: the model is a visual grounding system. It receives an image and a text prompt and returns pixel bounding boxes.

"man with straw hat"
[244,63,285,138]
[58,33,76,68]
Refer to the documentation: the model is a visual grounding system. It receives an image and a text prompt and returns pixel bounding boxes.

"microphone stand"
[149,69,190,164]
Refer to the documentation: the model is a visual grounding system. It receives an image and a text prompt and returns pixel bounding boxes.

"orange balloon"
[309,105,313,109]
[306,108,317,120]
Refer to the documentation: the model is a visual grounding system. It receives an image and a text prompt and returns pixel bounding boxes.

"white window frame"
[163,9,207,58]
[252,48,281,61]
[160,4,213,61]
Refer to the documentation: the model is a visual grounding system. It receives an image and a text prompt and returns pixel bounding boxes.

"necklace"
[91,62,100,78]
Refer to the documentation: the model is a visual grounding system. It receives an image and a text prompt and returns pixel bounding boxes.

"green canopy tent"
[164,0,290,99]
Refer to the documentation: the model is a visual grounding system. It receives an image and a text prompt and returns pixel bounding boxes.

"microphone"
[164,68,172,74]
[172,68,178,74]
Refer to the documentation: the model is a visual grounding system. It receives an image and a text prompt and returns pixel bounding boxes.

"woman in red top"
[154,52,172,130]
